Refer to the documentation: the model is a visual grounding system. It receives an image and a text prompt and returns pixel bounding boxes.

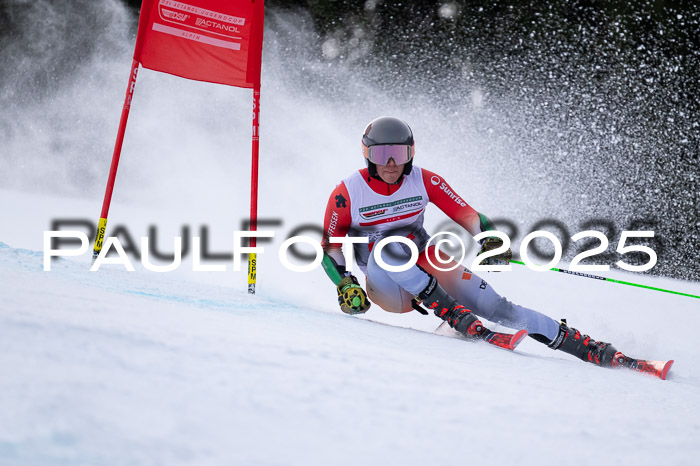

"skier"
[320,116,625,368]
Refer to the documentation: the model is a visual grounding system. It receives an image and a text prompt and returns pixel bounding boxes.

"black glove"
[477,236,512,267]
[337,275,371,315]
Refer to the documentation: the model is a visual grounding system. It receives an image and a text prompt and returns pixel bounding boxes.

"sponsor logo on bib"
[359,196,424,220]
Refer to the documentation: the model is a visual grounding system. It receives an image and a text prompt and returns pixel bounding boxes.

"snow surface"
[2,1,700,464]
[1,189,700,466]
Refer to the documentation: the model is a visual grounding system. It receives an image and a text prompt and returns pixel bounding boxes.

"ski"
[613,354,674,380]
[481,328,528,351]
[434,321,528,351]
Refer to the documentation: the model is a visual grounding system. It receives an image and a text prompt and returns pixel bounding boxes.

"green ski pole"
[511,260,700,299]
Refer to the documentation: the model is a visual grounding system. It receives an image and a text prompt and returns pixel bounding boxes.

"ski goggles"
[364,144,414,165]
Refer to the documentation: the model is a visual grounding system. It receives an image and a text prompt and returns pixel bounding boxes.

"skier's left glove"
[337,275,371,315]
[477,236,512,267]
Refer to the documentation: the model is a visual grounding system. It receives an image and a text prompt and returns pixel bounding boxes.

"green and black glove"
[477,236,513,267]
[337,275,371,315]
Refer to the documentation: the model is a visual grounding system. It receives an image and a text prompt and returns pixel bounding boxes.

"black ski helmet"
[361,116,415,179]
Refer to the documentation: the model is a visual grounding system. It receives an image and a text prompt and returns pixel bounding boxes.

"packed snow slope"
[2,1,700,464]
[1,189,700,466]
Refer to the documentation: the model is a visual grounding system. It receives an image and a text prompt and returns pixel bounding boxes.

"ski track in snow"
[2,237,700,466]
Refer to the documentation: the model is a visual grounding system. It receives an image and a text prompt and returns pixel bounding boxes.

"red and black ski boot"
[548,319,623,367]
[417,276,484,338]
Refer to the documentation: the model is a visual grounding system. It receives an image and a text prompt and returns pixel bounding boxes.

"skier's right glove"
[337,275,371,315]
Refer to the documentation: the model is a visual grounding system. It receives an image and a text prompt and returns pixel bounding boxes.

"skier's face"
[376,158,404,184]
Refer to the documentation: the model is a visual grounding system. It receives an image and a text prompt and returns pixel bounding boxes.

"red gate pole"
[247,84,261,294]
[92,58,140,261]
